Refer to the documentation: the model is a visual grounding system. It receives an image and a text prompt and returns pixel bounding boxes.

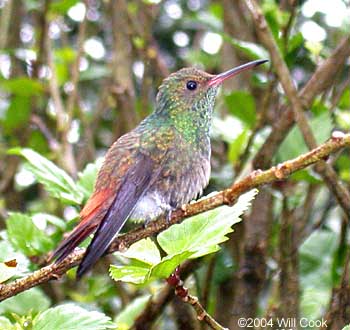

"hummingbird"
[52,59,267,278]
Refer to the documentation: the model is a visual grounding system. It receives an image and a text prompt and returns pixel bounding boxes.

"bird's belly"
[129,191,169,223]
[129,154,210,223]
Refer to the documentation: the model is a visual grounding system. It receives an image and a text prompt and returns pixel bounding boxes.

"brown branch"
[0,132,350,302]
[245,0,350,220]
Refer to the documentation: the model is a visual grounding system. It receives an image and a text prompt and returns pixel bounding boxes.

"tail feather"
[76,196,133,278]
[51,152,158,279]
[51,221,97,263]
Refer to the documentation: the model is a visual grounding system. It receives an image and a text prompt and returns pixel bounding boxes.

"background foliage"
[0,0,350,329]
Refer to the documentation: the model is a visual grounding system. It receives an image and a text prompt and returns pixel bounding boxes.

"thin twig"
[133,260,199,330]
[30,114,60,152]
[46,35,77,176]
[0,132,349,302]
[0,0,13,50]
[167,268,228,330]
[66,1,87,121]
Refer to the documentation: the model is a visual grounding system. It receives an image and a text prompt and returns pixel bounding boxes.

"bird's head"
[155,59,268,117]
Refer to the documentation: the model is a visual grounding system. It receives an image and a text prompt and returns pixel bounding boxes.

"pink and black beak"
[208,59,268,87]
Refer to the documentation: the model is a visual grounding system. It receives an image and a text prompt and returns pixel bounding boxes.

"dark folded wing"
[76,152,158,278]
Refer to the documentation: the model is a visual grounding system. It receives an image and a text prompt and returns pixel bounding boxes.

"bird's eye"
[186,80,197,91]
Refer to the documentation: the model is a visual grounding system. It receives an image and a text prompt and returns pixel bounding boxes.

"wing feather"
[76,153,157,278]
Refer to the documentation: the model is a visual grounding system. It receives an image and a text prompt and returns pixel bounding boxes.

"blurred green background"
[0,0,350,329]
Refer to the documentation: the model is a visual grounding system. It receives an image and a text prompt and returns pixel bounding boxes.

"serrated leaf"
[33,304,114,330]
[6,213,54,255]
[32,213,67,231]
[0,261,17,283]
[109,265,150,284]
[0,240,30,275]
[225,91,257,128]
[9,148,84,205]
[157,190,257,258]
[150,251,194,279]
[117,238,161,266]
[0,288,50,316]
[115,295,150,330]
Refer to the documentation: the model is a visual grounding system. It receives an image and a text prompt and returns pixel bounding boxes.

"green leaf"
[276,112,333,162]
[28,131,50,155]
[224,37,269,61]
[0,78,43,96]
[157,189,258,258]
[0,316,15,330]
[9,148,84,205]
[0,288,50,316]
[208,2,223,20]
[115,295,150,330]
[228,128,250,163]
[299,230,337,319]
[185,49,221,68]
[337,155,350,182]
[289,169,322,184]
[300,230,337,290]
[339,87,350,110]
[300,287,330,321]
[287,32,304,54]
[150,251,194,279]
[225,91,257,128]
[3,95,31,132]
[54,47,76,64]
[262,0,289,46]
[0,261,17,283]
[32,213,67,231]
[33,304,114,330]
[117,238,161,266]
[110,265,150,285]
[0,240,30,275]
[6,213,54,255]
[342,326,350,330]
[49,0,79,15]
[80,65,109,81]
[77,159,102,200]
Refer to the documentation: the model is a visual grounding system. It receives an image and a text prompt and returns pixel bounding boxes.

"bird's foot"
[165,203,177,226]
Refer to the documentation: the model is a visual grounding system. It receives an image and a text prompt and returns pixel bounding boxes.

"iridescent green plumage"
[52,60,267,278]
